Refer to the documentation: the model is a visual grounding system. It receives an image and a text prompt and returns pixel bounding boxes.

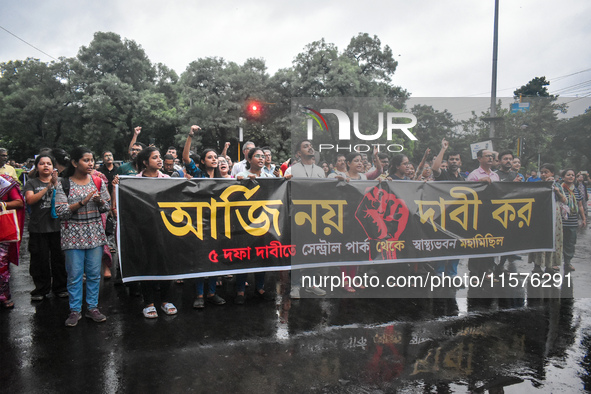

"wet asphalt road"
[2,227,591,393]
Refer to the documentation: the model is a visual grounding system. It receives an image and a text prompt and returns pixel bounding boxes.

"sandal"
[2,299,15,309]
[160,302,178,315]
[143,306,158,318]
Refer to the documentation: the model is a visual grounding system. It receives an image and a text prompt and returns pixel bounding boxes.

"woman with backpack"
[55,147,110,327]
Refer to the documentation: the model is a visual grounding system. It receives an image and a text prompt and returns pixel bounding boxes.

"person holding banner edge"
[135,146,179,318]
[182,125,227,309]
[234,146,276,304]
[431,138,464,281]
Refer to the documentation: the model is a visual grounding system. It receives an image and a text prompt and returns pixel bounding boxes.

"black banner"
[117,177,553,282]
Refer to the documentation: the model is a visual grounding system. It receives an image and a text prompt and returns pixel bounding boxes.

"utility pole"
[489,0,500,139]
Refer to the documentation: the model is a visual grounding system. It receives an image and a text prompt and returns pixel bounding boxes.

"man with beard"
[98,151,119,196]
[117,127,145,176]
[162,154,181,177]
[496,151,523,182]
[431,138,464,281]
[165,146,185,178]
[285,140,327,298]
[466,149,499,278]
[0,148,19,183]
[495,150,524,271]
[284,140,325,178]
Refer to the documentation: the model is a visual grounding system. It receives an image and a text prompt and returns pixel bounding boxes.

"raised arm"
[220,141,230,159]
[127,126,142,153]
[365,147,383,180]
[431,138,448,176]
[414,148,431,180]
[183,125,200,164]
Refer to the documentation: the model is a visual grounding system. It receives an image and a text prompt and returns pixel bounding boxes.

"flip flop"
[2,299,14,309]
[161,303,178,315]
[143,306,158,318]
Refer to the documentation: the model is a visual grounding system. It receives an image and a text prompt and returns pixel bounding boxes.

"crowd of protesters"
[0,129,589,326]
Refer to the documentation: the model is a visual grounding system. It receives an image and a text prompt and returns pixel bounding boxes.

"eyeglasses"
[482,154,494,158]
[253,154,264,159]
[0,154,8,158]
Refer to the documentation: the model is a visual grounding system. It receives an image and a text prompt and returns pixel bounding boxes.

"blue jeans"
[435,259,459,277]
[195,277,217,296]
[65,247,103,312]
[236,272,265,293]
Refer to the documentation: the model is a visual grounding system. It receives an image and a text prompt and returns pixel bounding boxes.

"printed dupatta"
[0,174,25,265]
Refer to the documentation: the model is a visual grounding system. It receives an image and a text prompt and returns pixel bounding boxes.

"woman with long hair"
[561,168,586,272]
[135,147,180,318]
[575,172,589,219]
[234,147,275,304]
[55,147,110,326]
[182,126,227,309]
[23,154,67,301]
[529,163,565,274]
[389,154,410,180]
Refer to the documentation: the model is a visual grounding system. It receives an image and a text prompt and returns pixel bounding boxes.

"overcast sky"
[1,0,590,100]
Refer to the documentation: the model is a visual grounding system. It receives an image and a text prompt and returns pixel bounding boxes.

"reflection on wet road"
[2,227,591,393]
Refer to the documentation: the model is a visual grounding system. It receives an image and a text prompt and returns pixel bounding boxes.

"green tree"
[0,58,82,160]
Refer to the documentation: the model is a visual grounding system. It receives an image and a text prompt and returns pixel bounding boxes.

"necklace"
[302,163,314,178]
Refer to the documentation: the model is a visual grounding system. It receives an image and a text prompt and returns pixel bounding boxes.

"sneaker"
[31,294,45,301]
[56,291,69,298]
[290,286,301,299]
[255,290,275,301]
[304,286,327,296]
[193,297,205,309]
[65,311,81,327]
[206,294,226,305]
[532,265,544,274]
[234,294,246,305]
[85,308,107,322]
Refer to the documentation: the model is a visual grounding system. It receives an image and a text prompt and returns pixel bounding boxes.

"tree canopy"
[0,32,587,171]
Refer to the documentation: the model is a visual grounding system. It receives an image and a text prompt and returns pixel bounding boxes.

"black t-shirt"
[98,164,118,195]
[434,169,465,182]
[496,169,518,182]
[23,178,61,233]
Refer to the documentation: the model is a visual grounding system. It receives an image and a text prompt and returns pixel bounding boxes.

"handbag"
[105,214,115,236]
[560,202,571,220]
[0,204,21,243]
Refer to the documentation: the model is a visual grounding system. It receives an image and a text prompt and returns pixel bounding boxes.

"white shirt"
[285,162,325,178]
[231,160,248,177]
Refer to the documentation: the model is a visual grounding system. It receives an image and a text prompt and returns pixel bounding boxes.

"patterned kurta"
[55,177,110,250]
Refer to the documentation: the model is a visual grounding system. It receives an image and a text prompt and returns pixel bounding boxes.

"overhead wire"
[0,25,58,61]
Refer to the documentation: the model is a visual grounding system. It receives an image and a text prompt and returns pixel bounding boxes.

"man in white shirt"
[285,139,327,298]
[230,141,255,177]
[284,140,324,178]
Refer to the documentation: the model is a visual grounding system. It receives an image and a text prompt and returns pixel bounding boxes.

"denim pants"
[64,246,103,312]
[195,277,217,296]
[435,259,459,276]
[562,226,578,264]
[236,272,265,293]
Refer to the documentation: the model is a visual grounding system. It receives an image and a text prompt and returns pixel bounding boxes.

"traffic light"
[245,100,263,119]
